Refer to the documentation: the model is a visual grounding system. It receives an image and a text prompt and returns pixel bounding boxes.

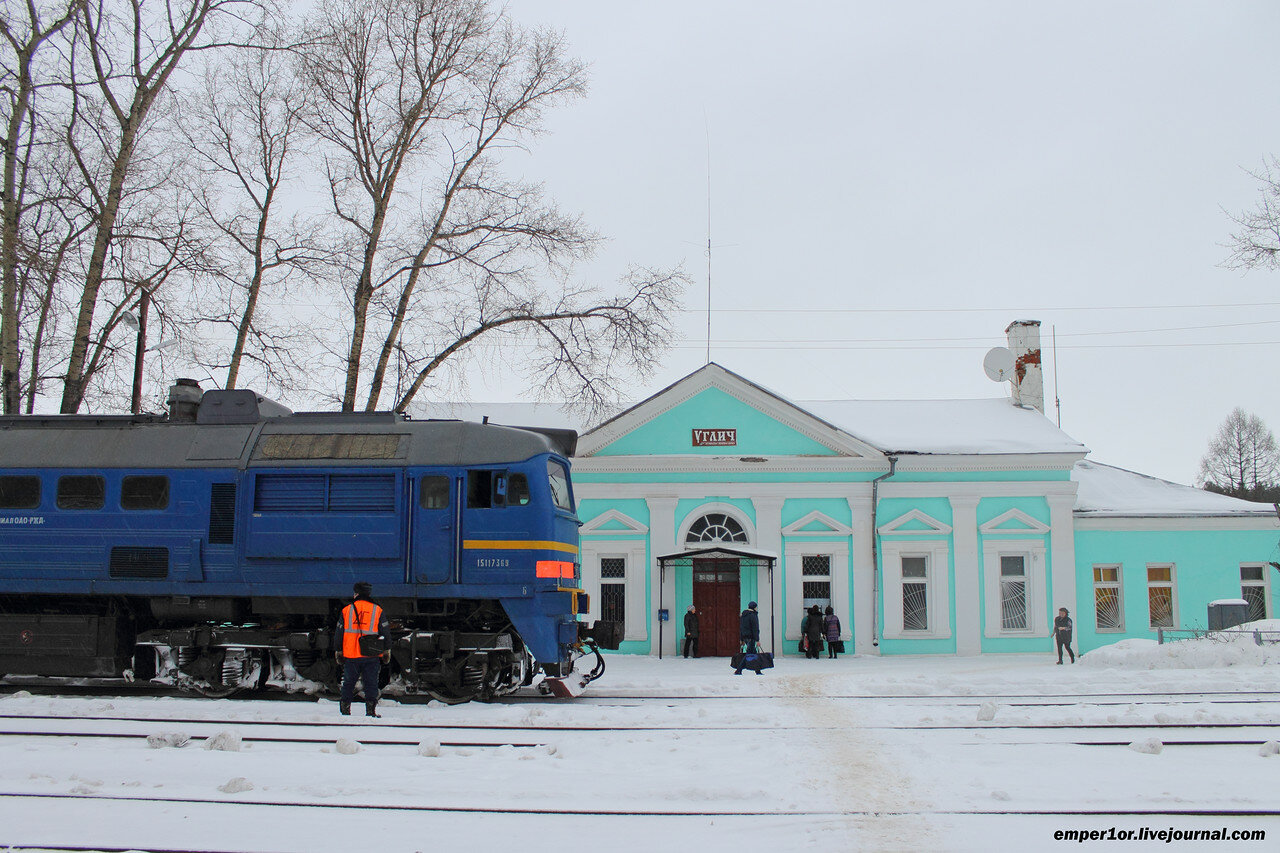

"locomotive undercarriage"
[0,595,583,704]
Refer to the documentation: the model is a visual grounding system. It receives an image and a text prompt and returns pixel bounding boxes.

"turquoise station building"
[443,321,1280,658]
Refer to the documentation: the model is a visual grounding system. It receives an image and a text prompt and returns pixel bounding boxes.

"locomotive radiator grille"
[108,547,169,578]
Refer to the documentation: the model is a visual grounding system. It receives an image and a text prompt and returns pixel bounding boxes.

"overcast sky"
[471,1,1280,487]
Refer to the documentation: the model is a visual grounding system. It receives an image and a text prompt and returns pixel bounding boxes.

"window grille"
[685,512,747,544]
[902,556,928,631]
[999,555,1027,630]
[802,555,831,610]
[208,484,236,545]
[1242,565,1268,622]
[1093,565,1122,631]
[1147,565,1175,629]
[600,557,626,628]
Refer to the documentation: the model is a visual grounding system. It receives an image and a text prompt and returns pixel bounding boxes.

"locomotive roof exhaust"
[166,379,295,425]
[166,379,202,423]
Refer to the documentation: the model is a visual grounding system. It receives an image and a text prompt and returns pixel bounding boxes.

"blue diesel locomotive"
[0,380,620,702]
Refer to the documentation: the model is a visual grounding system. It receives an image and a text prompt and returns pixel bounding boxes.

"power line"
[673,301,1280,314]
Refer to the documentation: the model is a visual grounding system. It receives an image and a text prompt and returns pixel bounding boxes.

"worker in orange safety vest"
[335,581,390,717]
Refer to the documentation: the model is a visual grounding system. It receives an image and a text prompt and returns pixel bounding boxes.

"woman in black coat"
[803,604,824,659]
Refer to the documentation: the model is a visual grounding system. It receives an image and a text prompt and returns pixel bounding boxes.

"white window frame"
[982,540,1047,638]
[580,540,648,642]
[1146,563,1178,630]
[1241,563,1270,621]
[1091,564,1124,633]
[881,539,951,640]
[784,540,849,640]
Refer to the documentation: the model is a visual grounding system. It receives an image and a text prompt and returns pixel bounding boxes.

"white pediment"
[782,510,854,537]
[877,508,953,536]
[580,509,650,535]
[577,363,885,459]
[978,508,1051,534]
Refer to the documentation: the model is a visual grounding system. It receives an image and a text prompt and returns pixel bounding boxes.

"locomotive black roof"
[0,389,575,470]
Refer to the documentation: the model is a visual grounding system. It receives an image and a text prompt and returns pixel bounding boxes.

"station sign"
[692,428,737,447]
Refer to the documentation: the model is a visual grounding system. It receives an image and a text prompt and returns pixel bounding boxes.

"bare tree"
[1224,156,1280,272]
[179,41,326,395]
[1197,407,1280,501]
[0,0,83,413]
[300,0,684,414]
[57,0,270,413]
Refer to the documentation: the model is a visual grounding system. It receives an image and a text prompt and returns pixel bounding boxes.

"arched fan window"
[685,512,748,544]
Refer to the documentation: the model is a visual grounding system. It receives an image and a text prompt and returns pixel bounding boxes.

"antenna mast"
[1053,324,1061,427]
[706,128,712,365]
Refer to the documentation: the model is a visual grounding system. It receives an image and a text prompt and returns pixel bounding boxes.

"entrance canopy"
[656,546,777,657]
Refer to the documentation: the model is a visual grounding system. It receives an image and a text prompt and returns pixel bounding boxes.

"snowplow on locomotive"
[0,380,621,702]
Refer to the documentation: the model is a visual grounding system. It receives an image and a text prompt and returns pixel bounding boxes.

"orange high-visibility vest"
[341,600,383,658]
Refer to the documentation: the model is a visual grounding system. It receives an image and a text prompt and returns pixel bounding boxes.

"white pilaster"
[951,496,982,655]
[1048,493,1078,620]
[848,495,878,655]
[752,496,785,653]
[645,496,679,656]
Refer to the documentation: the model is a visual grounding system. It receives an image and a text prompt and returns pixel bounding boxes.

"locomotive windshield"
[547,459,573,511]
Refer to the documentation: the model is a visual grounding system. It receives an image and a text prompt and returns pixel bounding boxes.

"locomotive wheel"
[184,681,242,699]
[426,686,481,705]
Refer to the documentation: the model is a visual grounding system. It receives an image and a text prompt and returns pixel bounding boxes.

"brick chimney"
[1005,320,1044,413]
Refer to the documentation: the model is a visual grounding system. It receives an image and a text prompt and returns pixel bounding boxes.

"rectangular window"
[1093,565,1123,631]
[57,475,104,510]
[121,476,169,510]
[802,554,831,610]
[419,475,450,510]
[1242,564,1268,623]
[901,555,929,632]
[999,555,1028,630]
[547,460,572,511]
[467,470,493,508]
[0,475,40,509]
[600,557,626,630]
[1147,564,1176,629]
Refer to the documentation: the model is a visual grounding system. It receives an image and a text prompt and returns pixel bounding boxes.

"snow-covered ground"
[2,633,1278,853]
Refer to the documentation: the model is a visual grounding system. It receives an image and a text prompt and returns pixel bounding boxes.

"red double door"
[691,559,741,657]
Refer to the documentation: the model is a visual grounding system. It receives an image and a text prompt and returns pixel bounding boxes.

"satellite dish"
[983,347,1016,382]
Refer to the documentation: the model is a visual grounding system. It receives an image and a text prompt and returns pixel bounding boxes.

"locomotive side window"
[547,460,572,511]
[420,476,450,509]
[0,475,40,509]
[57,475,105,510]
[467,470,493,508]
[121,476,170,510]
[508,473,530,506]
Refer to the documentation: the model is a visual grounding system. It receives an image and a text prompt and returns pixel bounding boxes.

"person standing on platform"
[823,605,843,659]
[683,605,700,658]
[735,601,762,675]
[335,582,391,716]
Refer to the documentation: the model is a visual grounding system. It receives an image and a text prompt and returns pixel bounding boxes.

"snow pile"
[203,730,243,752]
[975,700,998,721]
[335,738,360,755]
[145,732,190,749]
[217,777,254,794]
[1260,741,1280,757]
[1128,738,1163,754]
[416,740,441,757]
[1080,621,1280,669]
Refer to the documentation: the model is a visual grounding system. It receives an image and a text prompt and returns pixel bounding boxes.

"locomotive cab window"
[0,475,40,509]
[467,470,494,508]
[420,476,450,509]
[57,475,105,510]
[547,460,572,511]
[121,476,169,510]
[507,473,530,506]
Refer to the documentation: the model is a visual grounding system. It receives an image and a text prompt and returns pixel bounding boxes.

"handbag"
[357,634,387,656]
[831,640,846,654]
[730,643,775,672]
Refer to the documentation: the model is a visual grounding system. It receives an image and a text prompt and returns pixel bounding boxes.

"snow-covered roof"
[802,398,1088,456]
[1072,460,1278,517]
